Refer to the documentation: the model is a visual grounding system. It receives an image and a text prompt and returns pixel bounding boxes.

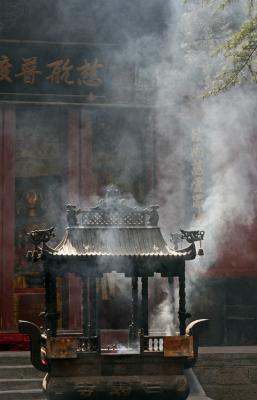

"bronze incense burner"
[20,187,208,400]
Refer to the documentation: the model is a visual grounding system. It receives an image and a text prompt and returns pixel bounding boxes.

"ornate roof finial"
[105,185,121,200]
[66,204,82,226]
[170,232,183,250]
[180,230,205,243]
[147,205,159,226]
[26,227,55,261]
[180,229,205,256]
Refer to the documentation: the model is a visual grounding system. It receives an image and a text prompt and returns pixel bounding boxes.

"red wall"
[0,108,16,329]
[206,222,257,278]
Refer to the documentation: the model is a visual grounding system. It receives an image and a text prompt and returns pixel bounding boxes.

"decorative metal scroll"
[26,227,55,261]
[27,227,55,246]
[170,229,205,256]
[67,187,159,227]
[180,230,205,243]
[180,229,205,256]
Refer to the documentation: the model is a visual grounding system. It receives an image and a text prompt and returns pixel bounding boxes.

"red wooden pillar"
[67,109,82,330]
[0,107,16,330]
[68,109,80,205]
[67,109,94,331]
[80,109,93,205]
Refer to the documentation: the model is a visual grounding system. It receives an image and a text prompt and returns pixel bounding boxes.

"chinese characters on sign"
[0,55,13,82]
[16,57,42,85]
[46,59,75,85]
[0,55,104,87]
[191,129,205,219]
[77,60,103,86]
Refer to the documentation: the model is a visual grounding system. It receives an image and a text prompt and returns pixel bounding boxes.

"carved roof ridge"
[67,186,159,227]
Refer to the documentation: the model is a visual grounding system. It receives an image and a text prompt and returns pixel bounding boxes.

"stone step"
[0,352,45,399]
[0,378,42,391]
[0,352,31,366]
[0,388,45,400]
[0,365,44,379]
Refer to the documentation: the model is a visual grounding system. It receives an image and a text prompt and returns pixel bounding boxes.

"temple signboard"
[0,40,119,105]
[0,40,156,106]
[0,54,104,87]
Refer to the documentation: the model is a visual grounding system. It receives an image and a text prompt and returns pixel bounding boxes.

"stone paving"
[2,347,257,400]
[194,347,257,400]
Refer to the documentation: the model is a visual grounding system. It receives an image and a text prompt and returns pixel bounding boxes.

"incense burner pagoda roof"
[52,226,195,258]
[46,187,196,260]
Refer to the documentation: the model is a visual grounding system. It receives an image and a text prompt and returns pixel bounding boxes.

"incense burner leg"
[18,320,49,373]
[178,268,191,336]
[82,277,89,336]
[89,277,97,336]
[129,276,139,346]
[45,270,58,336]
[184,319,210,368]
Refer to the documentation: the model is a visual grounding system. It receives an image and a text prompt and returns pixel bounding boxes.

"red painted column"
[0,107,16,330]
[67,109,94,331]
[80,109,93,205]
[68,109,80,205]
[67,109,82,330]
[0,108,3,330]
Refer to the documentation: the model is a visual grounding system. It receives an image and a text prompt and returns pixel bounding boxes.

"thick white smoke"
[12,1,257,336]
[155,0,257,268]
[149,0,257,329]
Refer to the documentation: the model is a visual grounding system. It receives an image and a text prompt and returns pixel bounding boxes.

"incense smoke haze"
[57,0,257,333]
[10,1,257,334]
[135,0,257,332]
[154,0,257,269]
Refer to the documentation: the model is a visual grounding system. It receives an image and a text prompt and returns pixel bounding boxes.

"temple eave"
[51,226,196,260]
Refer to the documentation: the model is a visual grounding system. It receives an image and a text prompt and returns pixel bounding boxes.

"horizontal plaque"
[47,337,78,359]
[163,336,193,358]
[0,40,113,104]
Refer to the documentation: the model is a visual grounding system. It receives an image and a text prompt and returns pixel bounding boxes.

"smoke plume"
[10,0,257,336]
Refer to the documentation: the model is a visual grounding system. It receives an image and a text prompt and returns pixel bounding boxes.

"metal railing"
[140,332,164,353]
[76,336,100,353]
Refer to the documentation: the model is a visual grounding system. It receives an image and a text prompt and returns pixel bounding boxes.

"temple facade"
[0,0,257,346]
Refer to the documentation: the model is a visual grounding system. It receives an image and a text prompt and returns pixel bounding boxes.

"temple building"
[0,0,257,348]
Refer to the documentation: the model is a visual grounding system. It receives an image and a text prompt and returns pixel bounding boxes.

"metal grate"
[82,210,146,226]
[74,187,158,227]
